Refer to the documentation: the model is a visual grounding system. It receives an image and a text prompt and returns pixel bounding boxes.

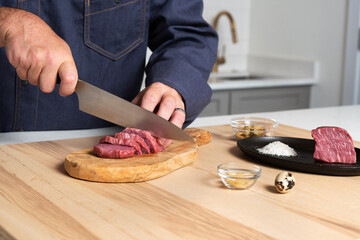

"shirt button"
[21,80,28,87]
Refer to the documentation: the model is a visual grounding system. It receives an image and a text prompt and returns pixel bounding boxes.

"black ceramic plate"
[237,137,360,176]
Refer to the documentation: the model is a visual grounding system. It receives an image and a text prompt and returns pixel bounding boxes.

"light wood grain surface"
[0,124,359,240]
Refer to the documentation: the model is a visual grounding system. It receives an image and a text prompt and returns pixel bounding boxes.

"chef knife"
[71,79,193,141]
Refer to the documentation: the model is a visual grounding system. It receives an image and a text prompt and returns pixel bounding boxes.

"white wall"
[248,0,348,108]
[203,0,251,72]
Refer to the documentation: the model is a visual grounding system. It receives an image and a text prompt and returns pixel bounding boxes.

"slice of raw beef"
[100,136,121,145]
[122,128,165,153]
[100,135,142,155]
[93,144,136,159]
[311,126,357,164]
[114,132,150,154]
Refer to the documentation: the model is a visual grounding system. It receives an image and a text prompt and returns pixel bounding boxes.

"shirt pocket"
[84,0,146,60]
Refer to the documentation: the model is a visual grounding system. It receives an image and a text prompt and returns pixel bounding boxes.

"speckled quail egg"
[275,172,295,193]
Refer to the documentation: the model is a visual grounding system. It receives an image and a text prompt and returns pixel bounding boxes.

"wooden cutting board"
[64,128,211,183]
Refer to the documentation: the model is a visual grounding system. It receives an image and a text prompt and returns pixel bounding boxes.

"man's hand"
[132,82,186,129]
[0,7,77,96]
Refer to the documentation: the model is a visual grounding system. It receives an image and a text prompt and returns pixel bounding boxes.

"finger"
[131,90,144,106]
[27,63,42,86]
[156,95,177,121]
[170,109,186,129]
[15,67,28,81]
[139,84,163,112]
[14,54,31,80]
[38,63,58,93]
[58,60,78,96]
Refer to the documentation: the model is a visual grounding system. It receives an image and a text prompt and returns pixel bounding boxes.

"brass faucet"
[212,11,238,72]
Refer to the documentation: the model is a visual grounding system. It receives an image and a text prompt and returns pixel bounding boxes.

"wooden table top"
[0,124,359,240]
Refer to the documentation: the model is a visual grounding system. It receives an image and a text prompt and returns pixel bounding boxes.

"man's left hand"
[132,82,186,129]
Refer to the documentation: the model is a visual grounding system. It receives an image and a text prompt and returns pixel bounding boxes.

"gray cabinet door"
[230,86,310,114]
[199,91,230,117]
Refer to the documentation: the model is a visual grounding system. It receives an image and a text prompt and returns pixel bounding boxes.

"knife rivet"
[114,0,121,4]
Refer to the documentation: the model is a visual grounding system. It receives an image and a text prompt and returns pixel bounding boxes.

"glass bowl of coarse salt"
[231,117,278,139]
[217,163,262,190]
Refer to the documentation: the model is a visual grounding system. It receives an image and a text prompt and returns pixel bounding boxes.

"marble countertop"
[1,105,359,145]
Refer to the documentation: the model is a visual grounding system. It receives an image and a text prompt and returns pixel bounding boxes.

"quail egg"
[275,172,295,193]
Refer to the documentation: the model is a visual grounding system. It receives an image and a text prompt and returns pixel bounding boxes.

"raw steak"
[100,136,121,145]
[122,128,165,153]
[93,144,136,159]
[114,132,150,154]
[93,127,169,159]
[100,136,142,155]
[311,126,357,164]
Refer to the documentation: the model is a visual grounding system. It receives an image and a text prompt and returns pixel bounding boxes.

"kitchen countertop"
[1,105,359,240]
[208,76,316,91]
[1,105,359,145]
[207,56,318,91]
[192,105,360,141]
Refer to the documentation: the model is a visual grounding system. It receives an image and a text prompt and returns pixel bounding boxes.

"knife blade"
[74,80,193,141]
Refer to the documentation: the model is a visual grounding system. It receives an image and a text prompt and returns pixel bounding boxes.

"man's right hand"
[0,7,78,96]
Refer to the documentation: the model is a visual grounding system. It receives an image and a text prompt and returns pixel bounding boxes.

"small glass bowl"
[231,117,278,139]
[217,163,262,190]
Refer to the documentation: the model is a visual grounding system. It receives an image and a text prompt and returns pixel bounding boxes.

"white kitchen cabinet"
[199,86,310,117]
[230,86,310,114]
[199,91,229,117]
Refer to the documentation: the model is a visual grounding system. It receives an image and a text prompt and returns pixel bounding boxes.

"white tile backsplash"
[203,0,251,72]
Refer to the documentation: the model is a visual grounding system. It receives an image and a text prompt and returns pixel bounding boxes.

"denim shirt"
[0,0,218,132]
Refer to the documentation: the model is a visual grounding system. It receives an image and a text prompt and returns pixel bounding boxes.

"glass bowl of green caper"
[230,117,278,139]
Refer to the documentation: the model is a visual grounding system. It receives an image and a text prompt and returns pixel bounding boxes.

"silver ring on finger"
[174,107,186,115]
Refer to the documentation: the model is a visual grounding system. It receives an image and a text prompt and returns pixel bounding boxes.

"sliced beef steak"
[100,136,121,145]
[94,127,168,159]
[93,144,136,159]
[100,135,142,155]
[122,128,165,153]
[114,132,150,154]
[311,126,357,164]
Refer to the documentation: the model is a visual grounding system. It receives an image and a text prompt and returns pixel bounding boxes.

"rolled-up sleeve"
[145,0,218,127]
